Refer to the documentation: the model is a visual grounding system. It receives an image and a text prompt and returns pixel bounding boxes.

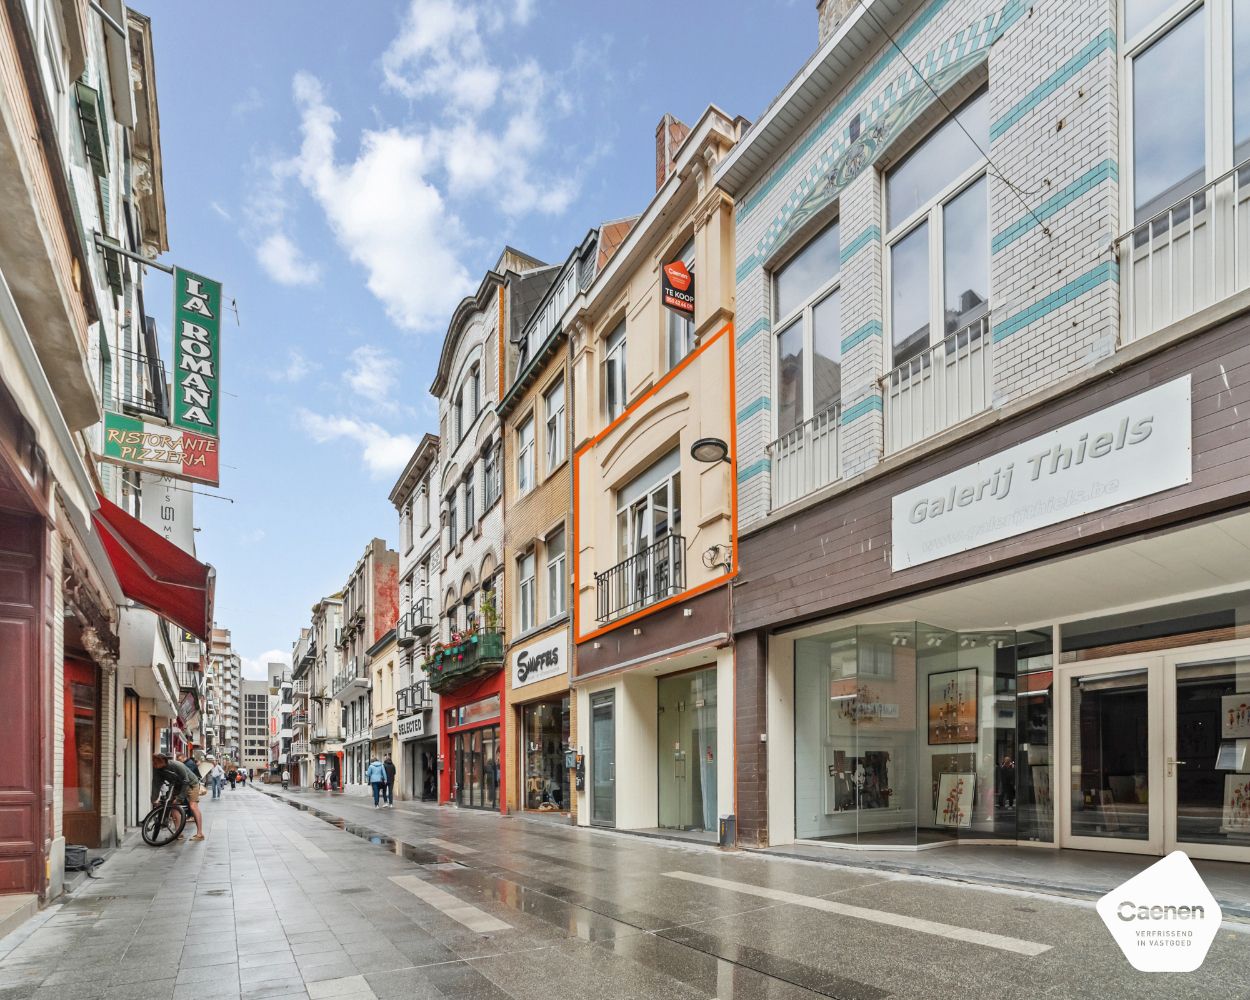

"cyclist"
[152,753,206,841]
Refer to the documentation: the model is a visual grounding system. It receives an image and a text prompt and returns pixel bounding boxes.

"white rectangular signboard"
[511,628,567,689]
[891,376,1192,571]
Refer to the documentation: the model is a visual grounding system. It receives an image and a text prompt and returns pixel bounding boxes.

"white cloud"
[382,0,501,113]
[290,72,473,332]
[257,232,321,286]
[240,648,289,681]
[343,345,397,400]
[210,201,232,221]
[297,409,417,478]
[271,348,316,384]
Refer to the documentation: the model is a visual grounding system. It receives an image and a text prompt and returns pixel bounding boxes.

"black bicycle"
[141,781,187,846]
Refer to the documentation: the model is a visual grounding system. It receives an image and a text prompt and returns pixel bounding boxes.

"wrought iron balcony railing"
[396,680,432,717]
[595,534,685,625]
[425,632,504,694]
[397,598,434,648]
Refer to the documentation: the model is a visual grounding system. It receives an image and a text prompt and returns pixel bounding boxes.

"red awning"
[92,492,215,640]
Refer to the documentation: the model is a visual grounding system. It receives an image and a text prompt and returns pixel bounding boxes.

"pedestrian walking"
[281,768,290,790]
[227,767,237,790]
[209,761,225,799]
[383,755,396,807]
[366,755,387,808]
[239,768,247,787]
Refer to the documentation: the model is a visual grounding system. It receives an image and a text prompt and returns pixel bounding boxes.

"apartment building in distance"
[332,538,398,784]
[240,679,270,774]
[569,108,745,835]
[716,0,1250,865]
[390,435,441,801]
[308,594,345,787]
[205,628,242,760]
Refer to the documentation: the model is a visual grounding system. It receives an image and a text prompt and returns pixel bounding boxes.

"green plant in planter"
[481,591,499,633]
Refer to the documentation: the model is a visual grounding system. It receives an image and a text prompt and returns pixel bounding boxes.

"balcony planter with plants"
[426,597,504,694]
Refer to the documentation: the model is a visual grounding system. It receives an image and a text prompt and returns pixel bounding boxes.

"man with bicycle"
[152,753,206,841]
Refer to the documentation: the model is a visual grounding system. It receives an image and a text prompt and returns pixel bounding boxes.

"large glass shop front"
[793,591,1250,860]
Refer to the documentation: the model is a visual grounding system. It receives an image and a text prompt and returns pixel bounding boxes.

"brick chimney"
[817,0,856,45]
[655,113,691,191]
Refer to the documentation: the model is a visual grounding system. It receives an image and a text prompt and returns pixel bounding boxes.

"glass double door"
[454,725,499,810]
[658,668,718,832]
[1058,642,1250,861]
[591,692,615,826]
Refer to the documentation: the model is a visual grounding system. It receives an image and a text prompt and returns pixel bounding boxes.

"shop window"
[523,698,570,811]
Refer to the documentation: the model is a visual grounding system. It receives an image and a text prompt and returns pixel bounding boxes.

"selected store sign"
[661,259,694,315]
[891,376,1193,571]
[397,714,426,741]
[512,628,567,689]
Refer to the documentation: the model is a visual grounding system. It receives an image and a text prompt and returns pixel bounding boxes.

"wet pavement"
[0,786,1246,1000]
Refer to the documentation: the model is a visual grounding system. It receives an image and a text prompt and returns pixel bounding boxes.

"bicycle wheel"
[141,802,186,845]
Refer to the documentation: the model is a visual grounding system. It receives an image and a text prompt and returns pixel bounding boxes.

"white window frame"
[462,468,475,533]
[616,459,681,562]
[545,528,566,619]
[516,414,535,495]
[484,442,502,508]
[544,377,565,474]
[1121,0,1239,230]
[603,320,628,420]
[770,221,842,442]
[518,551,536,633]
[882,91,991,376]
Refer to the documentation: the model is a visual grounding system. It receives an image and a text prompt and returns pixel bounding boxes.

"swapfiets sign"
[512,627,567,689]
[891,376,1192,571]
[1097,851,1222,972]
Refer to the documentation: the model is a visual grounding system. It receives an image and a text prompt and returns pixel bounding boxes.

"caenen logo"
[663,260,691,292]
[1096,852,1222,972]
[516,647,559,682]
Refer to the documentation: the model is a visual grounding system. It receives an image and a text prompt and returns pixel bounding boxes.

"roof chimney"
[817,0,855,46]
[655,113,691,191]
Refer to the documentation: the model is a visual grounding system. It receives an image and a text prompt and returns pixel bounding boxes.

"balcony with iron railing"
[329,657,371,700]
[112,347,169,420]
[881,312,993,456]
[290,741,311,757]
[425,619,504,695]
[396,598,434,649]
[768,403,840,511]
[1118,161,1250,345]
[595,534,685,625]
[396,679,433,717]
[293,677,310,696]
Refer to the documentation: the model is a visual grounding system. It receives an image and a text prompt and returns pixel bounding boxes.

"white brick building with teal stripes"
[718,0,1129,528]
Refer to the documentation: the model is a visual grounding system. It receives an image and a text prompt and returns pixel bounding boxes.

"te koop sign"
[891,376,1192,571]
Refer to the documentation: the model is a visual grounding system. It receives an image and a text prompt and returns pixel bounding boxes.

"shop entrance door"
[657,668,717,832]
[454,725,500,809]
[1057,642,1250,862]
[591,691,615,827]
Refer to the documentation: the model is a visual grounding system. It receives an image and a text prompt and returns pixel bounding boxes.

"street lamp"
[690,437,732,465]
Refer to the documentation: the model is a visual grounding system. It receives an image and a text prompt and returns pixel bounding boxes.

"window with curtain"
[518,552,536,632]
[517,416,535,494]
[545,377,565,473]
[546,528,566,618]
[603,321,627,420]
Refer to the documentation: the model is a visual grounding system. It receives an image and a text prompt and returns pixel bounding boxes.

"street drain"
[420,862,466,871]
[203,889,231,896]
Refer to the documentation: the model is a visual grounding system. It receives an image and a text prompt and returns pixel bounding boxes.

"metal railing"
[1117,161,1250,344]
[396,680,432,717]
[397,598,434,648]
[881,313,993,456]
[595,534,685,625]
[329,657,371,699]
[114,347,168,420]
[768,402,840,511]
[293,677,310,695]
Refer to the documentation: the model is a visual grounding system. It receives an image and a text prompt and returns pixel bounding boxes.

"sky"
[136,0,816,678]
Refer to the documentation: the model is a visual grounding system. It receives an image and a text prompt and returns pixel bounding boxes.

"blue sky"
[139,0,815,677]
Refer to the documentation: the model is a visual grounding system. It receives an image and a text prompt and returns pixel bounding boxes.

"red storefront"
[438,670,507,812]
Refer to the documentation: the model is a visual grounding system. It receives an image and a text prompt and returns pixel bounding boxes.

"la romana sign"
[172,268,222,439]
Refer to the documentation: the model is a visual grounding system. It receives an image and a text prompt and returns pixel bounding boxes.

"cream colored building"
[568,108,744,835]
[368,629,400,784]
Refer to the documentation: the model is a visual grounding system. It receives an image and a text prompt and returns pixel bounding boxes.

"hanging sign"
[101,411,220,486]
[172,268,222,439]
[661,259,694,315]
[139,473,195,553]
